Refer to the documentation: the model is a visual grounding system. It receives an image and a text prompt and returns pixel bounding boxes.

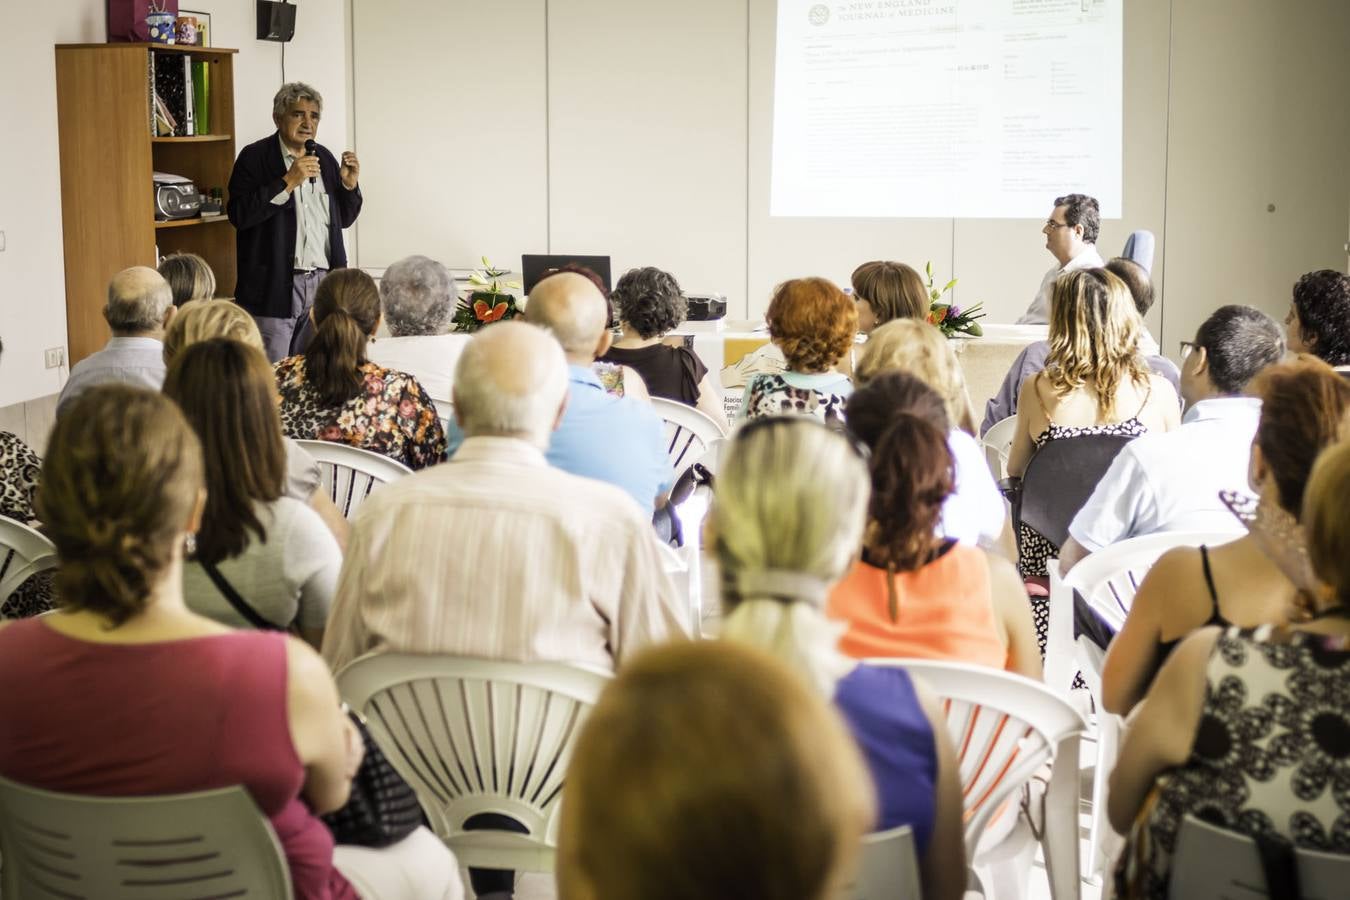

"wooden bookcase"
[54,43,237,365]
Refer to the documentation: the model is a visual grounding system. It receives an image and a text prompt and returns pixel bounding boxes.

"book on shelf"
[150,49,194,136]
[191,60,210,135]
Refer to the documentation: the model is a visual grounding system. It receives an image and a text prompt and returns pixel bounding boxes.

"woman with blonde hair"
[854,320,1004,547]
[559,641,876,900]
[743,277,857,424]
[1007,268,1179,582]
[710,416,966,900]
[1108,437,1350,898]
[276,268,446,469]
[158,251,216,306]
[163,300,347,547]
[851,260,928,333]
[0,385,461,899]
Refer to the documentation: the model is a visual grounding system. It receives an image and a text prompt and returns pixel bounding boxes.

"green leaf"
[481,255,490,267]
[468,273,488,285]
[925,260,933,277]
[942,278,958,294]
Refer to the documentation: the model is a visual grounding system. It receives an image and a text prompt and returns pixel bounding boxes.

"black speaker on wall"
[257,1,296,42]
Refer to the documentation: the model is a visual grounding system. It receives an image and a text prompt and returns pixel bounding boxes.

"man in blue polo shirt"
[520,271,670,517]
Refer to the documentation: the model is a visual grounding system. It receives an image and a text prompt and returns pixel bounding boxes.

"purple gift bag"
[107,0,180,43]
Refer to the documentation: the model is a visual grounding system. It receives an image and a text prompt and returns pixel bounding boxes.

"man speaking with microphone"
[227,82,363,361]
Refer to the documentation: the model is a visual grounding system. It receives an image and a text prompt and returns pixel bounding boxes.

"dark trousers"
[464,812,528,898]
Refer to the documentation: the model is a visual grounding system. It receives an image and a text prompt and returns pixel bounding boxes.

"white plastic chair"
[845,826,921,900]
[0,514,58,601]
[981,416,1017,481]
[1168,815,1350,899]
[868,659,1087,900]
[335,653,609,873]
[651,396,726,486]
[1045,530,1237,882]
[0,776,293,899]
[294,439,413,520]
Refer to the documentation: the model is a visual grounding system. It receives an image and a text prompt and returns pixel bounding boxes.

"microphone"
[304,139,317,185]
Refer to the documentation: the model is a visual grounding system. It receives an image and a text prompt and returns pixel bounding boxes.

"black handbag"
[200,561,425,847]
[320,710,425,848]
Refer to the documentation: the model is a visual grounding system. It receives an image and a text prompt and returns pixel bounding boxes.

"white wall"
[0,0,351,409]
[352,0,1350,341]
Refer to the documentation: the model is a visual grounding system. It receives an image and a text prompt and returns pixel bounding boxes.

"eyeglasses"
[1043,219,1071,230]
[1179,340,1197,360]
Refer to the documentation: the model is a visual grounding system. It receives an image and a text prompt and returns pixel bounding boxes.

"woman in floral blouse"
[275,269,446,469]
[1,339,54,618]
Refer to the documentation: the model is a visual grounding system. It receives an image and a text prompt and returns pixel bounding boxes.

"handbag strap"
[200,560,283,632]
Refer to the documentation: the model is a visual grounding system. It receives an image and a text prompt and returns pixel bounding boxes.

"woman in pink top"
[826,373,1041,678]
[0,385,460,900]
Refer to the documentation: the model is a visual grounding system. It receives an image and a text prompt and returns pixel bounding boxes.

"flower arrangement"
[925,261,985,338]
[452,257,522,332]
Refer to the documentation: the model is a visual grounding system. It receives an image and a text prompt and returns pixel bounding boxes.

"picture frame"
[178,9,211,47]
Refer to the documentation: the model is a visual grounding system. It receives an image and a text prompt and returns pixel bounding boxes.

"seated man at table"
[1058,305,1285,575]
[321,320,687,676]
[982,258,1178,435]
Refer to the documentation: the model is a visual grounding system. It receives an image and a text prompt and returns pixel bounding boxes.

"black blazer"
[226,132,363,318]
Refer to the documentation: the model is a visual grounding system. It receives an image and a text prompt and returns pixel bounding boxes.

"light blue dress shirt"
[444,365,670,516]
[57,337,167,415]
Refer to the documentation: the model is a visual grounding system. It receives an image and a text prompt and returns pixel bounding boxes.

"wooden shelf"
[155,216,230,230]
[57,43,238,55]
[154,135,232,143]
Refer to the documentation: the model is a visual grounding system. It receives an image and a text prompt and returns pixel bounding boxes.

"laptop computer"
[521,254,613,296]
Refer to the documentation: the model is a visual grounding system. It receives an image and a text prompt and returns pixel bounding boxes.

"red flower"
[474,299,509,323]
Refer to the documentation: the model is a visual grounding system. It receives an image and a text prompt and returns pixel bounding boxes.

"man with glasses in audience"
[1016,193,1105,325]
[1059,305,1286,577]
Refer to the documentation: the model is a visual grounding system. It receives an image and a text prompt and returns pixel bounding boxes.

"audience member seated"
[827,379,1040,679]
[1060,305,1285,574]
[601,266,727,427]
[536,263,651,401]
[1286,268,1350,376]
[276,268,447,470]
[1017,192,1106,325]
[158,251,217,306]
[57,266,175,415]
[743,277,856,424]
[512,271,670,517]
[163,299,348,547]
[365,254,468,410]
[558,641,875,900]
[322,320,686,674]
[164,340,342,649]
[711,415,965,900]
[983,257,1179,434]
[851,260,928,334]
[1007,268,1180,587]
[1100,357,1350,715]
[0,385,460,900]
[1107,437,1350,900]
[855,320,1004,547]
[0,336,52,619]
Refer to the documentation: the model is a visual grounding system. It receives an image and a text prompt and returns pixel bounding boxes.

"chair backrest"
[1063,530,1240,632]
[294,439,412,520]
[867,659,1086,851]
[651,397,725,488]
[981,416,1017,480]
[335,653,609,873]
[0,777,293,899]
[0,514,58,600]
[1168,814,1350,899]
[1019,433,1134,548]
[1121,229,1157,275]
[845,826,921,900]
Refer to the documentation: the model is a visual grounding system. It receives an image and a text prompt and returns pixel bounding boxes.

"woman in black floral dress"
[275,269,446,470]
[0,338,55,618]
[1108,439,1350,899]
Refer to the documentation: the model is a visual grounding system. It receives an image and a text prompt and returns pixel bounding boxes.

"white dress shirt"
[365,333,469,406]
[57,337,167,415]
[1016,245,1106,325]
[270,137,331,271]
[1068,397,1261,552]
[321,435,688,673]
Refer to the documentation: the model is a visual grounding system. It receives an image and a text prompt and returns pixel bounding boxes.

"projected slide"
[770,0,1122,218]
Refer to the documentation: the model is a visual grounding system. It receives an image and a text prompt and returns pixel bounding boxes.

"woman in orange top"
[827,373,1040,678]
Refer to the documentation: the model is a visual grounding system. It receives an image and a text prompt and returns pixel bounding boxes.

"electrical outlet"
[44,347,65,369]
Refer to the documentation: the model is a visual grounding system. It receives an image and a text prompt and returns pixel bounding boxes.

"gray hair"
[158,252,216,306]
[453,321,568,446]
[272,82,323,121]
[105,267,173,333]
[380,255,456,337]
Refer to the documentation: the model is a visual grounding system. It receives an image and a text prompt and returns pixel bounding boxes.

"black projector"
[686,294,727,321]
